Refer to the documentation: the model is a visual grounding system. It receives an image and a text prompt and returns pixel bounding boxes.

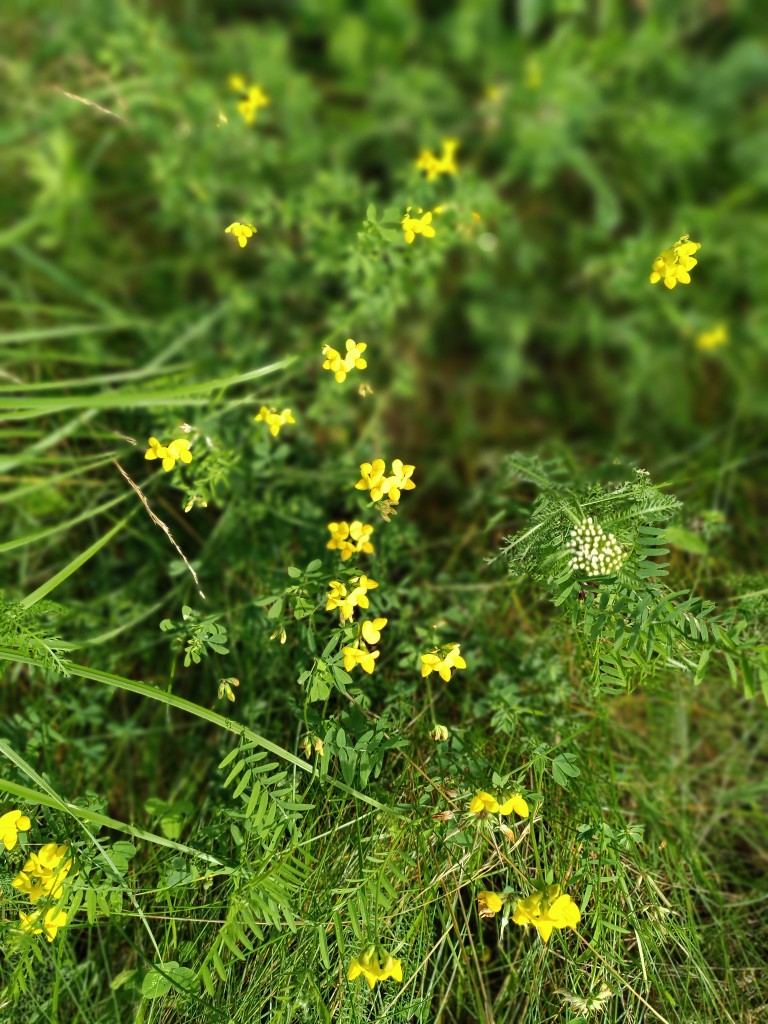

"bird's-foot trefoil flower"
[0,809,31,851]
[327,520,375,561]
[469,789,529,819]
[420,643,466,682]
[650,235,701,289]
[347,944,403,989]
[322,339,367,383]
[512,883,581,942]
[145,436,193,472]
[19,907,68,943]
[402,207,437,244]
[229,75,270,125]
[225,222,257,248]
[355,459,416,505]
[415,138,460,180]
[254,406,295,438]
[477,890,503,917]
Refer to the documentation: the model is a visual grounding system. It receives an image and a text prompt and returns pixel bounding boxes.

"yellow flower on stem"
[402,207,436,244]
[348,945,403,989]
[498,793,530,819]
[229,76,270,125]
[322,339,367,382]
[361,617,387,645]
[696,323,728,352]
[355,459,416,504]
[145,436,192,472]
[477,890,503,917]
[342,645,380,674]
[13,843,74,903]
[19,907,68,943]
[420,643,465,682]
[649,234,701,289]
[415,138,459,180]
[225,221,257,248]
[469,790,500,814]
[254,406,295,438]
[512,883,581,943]
[0,809,31,851]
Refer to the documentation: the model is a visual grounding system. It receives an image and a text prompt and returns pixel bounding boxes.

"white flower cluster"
[567,517,625,576]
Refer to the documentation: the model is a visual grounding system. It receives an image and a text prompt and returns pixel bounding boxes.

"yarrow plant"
[649,234,701,289]
[567,517,626,576]
[144,436,193,472]
[254,406,295,437]
[415,138,459,180]
[326,520,375,561]
[321,339,367,383]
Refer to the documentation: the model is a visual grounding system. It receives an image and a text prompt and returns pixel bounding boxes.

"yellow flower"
[431,723,449,742]
[0,809,31,851]
[19,907,68,943]
[361,617,387,645]
[349,520,374,556]
[420,643,465,682]
[477,890,503,916]
[402,207,436,244]
[415,139,459,180]
[696,322,728,351]
[13,843,73,903]
[145,436,192,472]
[225,221,257,248]
[469,790,500,814]
[322,339,367,382]
[355,459,389,502]
[649,234,701,289]
[348,946,402,989]
[512,883,581,943]
[355,459,416,504]
[229,76,270,125]
[254,406,295,438]
[498,793,529,819]
[342,645,380,674]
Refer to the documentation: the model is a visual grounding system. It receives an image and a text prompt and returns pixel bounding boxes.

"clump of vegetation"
[1,2,766,1022]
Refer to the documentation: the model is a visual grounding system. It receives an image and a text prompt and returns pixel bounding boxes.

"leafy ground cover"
[1,2,767,1021]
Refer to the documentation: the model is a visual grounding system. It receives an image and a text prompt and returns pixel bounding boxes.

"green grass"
[1,1,767,1021]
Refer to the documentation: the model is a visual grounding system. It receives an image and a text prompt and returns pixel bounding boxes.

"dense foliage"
[1,2,767,1022]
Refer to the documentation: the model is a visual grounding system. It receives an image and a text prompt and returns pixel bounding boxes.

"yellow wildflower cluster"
[420,643,466,682]
[254,406,296,437]
[355,458,416,504]
[342,617,388,674]
[1,812,72,944]
[225,221,257,248]
[229,74,269,125]
[401,206,437,244]
[415,138,459,181]
[469,789,529,819]
[512,883,581,943]
[696,322,728,351]
[348,944,403,990]
[326,574,378,623]
[327,520,375,561]
[0,809,30,851]
[13,843,74,904]
[649,234,701,289]
[322,339,367,383]
[145,436,193,473]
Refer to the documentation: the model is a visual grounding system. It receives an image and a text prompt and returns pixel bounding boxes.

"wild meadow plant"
[1,4,767,1022]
